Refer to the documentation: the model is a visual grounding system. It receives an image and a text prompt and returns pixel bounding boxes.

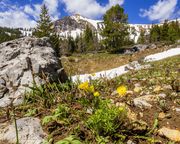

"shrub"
[86,99,127,136]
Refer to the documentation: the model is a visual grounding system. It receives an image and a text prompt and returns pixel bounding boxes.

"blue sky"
[0,0,179,28]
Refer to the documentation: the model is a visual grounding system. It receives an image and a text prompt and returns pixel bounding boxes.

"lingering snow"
[144,48,180,62]
[59,28,82,39]
[19,30,33,36]
[71,48,180,82]
[71,15,102,29]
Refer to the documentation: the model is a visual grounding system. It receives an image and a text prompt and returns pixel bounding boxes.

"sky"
[0,0,179,28]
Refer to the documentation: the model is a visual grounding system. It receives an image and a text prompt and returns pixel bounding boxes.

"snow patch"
[59,28,83,39]
[144,48,180,62]
[71,48,180,82]
[71,15,102,29]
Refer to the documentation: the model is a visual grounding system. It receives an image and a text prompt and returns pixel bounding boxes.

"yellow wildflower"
[116,85,127,96]
[93,91,100,97]
[78,81,89,91]
[88,85,95,93]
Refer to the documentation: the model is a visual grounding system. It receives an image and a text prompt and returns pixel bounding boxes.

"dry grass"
[62,47,170,76]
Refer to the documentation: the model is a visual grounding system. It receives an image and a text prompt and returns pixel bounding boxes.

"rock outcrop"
[0,117,46,144]
[124,44,157,54]
[0,37,68,107]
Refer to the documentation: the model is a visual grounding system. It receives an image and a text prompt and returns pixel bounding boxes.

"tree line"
[138,20,180,44]
[0,27,21,44]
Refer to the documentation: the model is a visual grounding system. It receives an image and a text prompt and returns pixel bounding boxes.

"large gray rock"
[0,37,68,107]
[0,117,46,144]
[124,44,157,54]
[133,94,166,109]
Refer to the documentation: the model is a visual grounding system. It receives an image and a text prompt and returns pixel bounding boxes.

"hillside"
[0,51,179,144]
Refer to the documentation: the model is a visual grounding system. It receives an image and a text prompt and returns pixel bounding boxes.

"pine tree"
[138,29,146,44]
[102,4,129,51]
[160,20,169,41]
[83,25,94,51]
[150,25,161,42]
[168,21,179,43]
[34,4,53,38]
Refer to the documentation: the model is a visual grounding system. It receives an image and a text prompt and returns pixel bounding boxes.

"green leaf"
[42,116,53,125]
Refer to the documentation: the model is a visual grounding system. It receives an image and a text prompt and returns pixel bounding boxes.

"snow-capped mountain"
[19,14,179,43]
[54,14,156,42]
[54,14,104,39]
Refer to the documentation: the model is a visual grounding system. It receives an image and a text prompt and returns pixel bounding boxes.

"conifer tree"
[34,4,53,38]
[168,21,179,43]
[138,29,146,44]
[150,25,161,42]
[160,20,169,41]
[102,4,129,50]
[83,25,94,51]
[84,25,93,44]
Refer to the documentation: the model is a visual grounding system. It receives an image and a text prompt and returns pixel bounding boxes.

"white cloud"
[24,4,40,20]
[61,0,124,19]
[0,0,60,28]
[140,0,178,22]
[43,0,60,20]
[24,0,60,20]
[0,9,36,28]
[0,0,124,28]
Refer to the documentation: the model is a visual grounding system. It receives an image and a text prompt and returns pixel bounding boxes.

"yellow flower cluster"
[116,85,127,97]
[78,81,100,97]
[78,81,89,91]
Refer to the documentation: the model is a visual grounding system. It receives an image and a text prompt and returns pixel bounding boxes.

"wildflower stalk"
[13,107,19,144]
[10,99,19,144]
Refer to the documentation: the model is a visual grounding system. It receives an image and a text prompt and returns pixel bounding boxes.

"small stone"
[149,86,153,90]
[165,113,172,119]
[111,90,118,96]
[133,93,167,109]
[175,108,180,112]
[133,98,152,109]
[154,85,162,92]
[133,94,162,109]
[158,112,165,120]
[86,108,93,114]
[134,83,141,87]
[126,90,134,95]
[163,85,172,90]
[139,112,143,118]
[171,92,178,97]
[158,127,180,142]
[158,93,166,98]
[127,140,135,144]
